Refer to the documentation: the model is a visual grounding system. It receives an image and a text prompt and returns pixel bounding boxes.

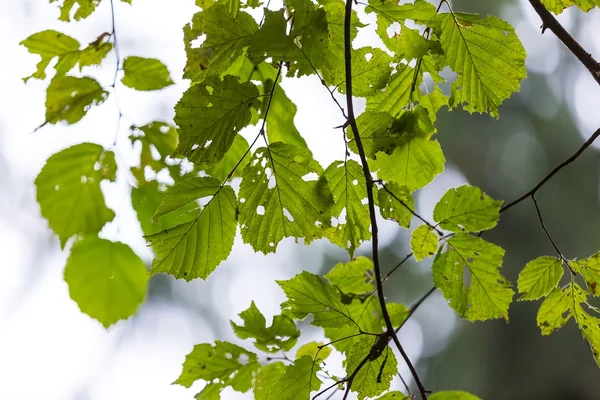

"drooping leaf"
[131,181,196,236]
[393,25,434,61]
[267,355,321,400]
[45,76,108,125]
[64,236,147,327]
[429,391,483,400]
[295,341,332,361]
[517,256,564,301]
[324,160,371,256]
[175,75,260,166]
[265,84,309,150]
[146,177,237,281]
[325,256,375,295]
[432,233,514,321]
[174,341,259,395]
[183,5,258,82]
[121,56,174,91]
[434,12,527,118]
[35,143,116,248]
[203,134,251,181]
[20,30,80,82]
[410,225,439,261]
[572,251,600,296]
[541,0,600,14]
[78,35,113,69]
[433,185,503,232]
[254,362,287,400]
[230,301,300,353]
[277,271,355,328]
[238,143,333,253]
[378,182,414,229]
[345,336,398,400]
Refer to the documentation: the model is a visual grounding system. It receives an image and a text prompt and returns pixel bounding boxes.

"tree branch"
[343,0,428,397]
[528,0,600,86]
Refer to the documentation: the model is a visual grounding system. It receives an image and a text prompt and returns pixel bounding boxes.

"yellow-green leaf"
[267,356,321,400]
[572,251,600,296]
[20,30,80,81]
[45,76,108,125]
[518,256,563,301]
[378,182,414,229]
[325,256,375,294]
[541,0,600,14]
[433,185,502,232]
[410,225,438,261]
[121,56,174,91]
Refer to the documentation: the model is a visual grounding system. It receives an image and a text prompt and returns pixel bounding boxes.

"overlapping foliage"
[22,0,600,398]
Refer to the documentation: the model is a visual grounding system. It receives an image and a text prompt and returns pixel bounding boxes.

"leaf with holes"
[325,256,375,295]
[183,5,258,82]
[366,64,416,117]
[121,56,174,91]
[572,251,600,296]
[433,233,514,321]
[203,134,251,181]
[64,236,147,327]
[174,341,259,397]
[20,30,80,82]
[410,225,439,261]
[434,12,526,118]
[45,76,108,125]
[230,301,300,353]
[129,121,179,175]
[145,177,237,281]
[345,335,398,400]
[50,0,131,21]
[433,185,503,232]
[324,160,371,256]
[277,271,355,328]
[267,356,321,400]
[537,283,585,335]
[518,256,563,301]
[175,75,260,166]
[379,182,414,229]
[541,0,600,14]
[35,143,116,248]
[238,143,333,253]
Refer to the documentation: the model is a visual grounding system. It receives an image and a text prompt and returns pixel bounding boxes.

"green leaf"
[230,301,300,353]
[202,134,251,181]
[374,392,409,400]
[45,76,108,125]
[537,283,585,335]
[572,251,600,295]
[429,391,483,400]
[434,12,526,118]
[432,233,514,321]
[295,341,332,361]
[345,336,398,400]
[410,225,439,261]
[174,341,259,393]
[517,256,564,301]
[325,256,375,295]
[267,355,321,400]
[64,236,147,328]
[433,185,502,232]
[20,30,80,82]
[277,271,355,328]
[50,0,131,21]
[366,64,415,117]
[35,143,116,248]
[378,182,414,229]
[183,6,258,82]
[175,75,259,166]
[78,37,113,69]
[146,177,237,281]
[370,133,445,193]
[129,121,179,175]
[366,0,438,25]
[131,181,196,236]
[265,85,309,150]
[121,56,174,91]
[254,362,287,400]
[238,143,333,253]
[541,0,600,14]
[324,160,371,256]
[393,25,434,61]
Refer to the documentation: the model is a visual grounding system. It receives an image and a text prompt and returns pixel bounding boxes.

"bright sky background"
[0,1,599,399]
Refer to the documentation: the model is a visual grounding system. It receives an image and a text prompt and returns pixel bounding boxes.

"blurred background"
[0,0,599,399]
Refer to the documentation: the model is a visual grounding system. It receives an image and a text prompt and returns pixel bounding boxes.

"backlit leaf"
[433,185,502,232]
[541,0,600,14]
[121,56,174,91]
[267,356,321,400]
[325,256,375,294]
[254,362,287,400]
[410,225,439,261]
[64,236,147,327]
[433,233,513,321]
[518,256,563,301]
[45,76,108,125]
[230,301,300,352]
[35,143,116,248]
[203,134,251,181]
[295,341,332,361]
[429,392,483,400]
[378,182,414,229]
[572,251,600,296]
[266,84,309,150]
[50,0,132,21]
[20,30,80,82]
[238,143,333,253]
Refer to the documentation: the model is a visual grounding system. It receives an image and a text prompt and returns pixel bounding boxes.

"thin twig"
[109,0,123,147]
[501,127,600,213]
[343,0,428,397]
[528,0,600,86]
[382,252,413,284]
[395,286,437,333]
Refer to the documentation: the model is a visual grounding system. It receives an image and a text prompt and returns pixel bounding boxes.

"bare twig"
[501,127,600,213]
[395,286,438,333]
[109,0,123,146]
[343,0,428,396]
[528,0,600,86]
